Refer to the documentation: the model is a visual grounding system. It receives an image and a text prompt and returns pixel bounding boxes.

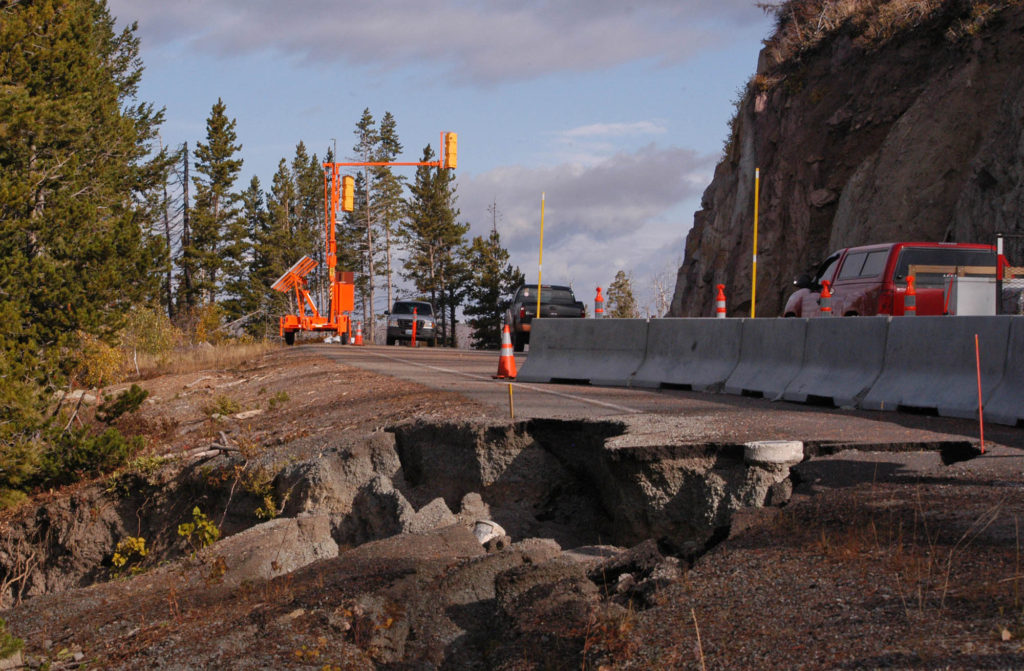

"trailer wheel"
[284,331,296,346]
[340,332,349,345]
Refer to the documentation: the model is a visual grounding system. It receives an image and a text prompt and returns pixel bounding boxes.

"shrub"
[96,384,149,424]
[268,391,289,410]
[121,306,180,375]
[0,617,23,660]
[36,427,145,487]
[74,331,125,387]
[178,506,221,555]
[111,536,149,576]
[205,395,241,417]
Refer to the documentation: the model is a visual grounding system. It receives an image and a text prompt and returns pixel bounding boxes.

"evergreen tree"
[351,109,382,339]
[464,227,525,349]
[402,145,468,345]
[374,112,405,314]
[222,176,265,328]
[185,98,242,306]
[265,159,299,313]
[0,0,166,381]
[606,270,640,318]
[290,142,324,307]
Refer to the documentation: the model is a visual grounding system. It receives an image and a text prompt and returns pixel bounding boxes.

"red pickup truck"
[783,242,1005,317]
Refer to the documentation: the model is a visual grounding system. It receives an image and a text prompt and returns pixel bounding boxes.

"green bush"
[96,384,149,424]
[178,507,221,555]
[36,427,145,487]
[0,616,23,659]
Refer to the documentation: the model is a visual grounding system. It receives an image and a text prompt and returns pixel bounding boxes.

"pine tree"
[606,270,640,318]
[185,98,243,306]
[374,112,406,314]
[221,176,264,327]
[351,109,382,339]
[0,0,166,381]
[402,145,468,346]
[464,226,525,349]
[265,159,298,314]
[290,142,324,308]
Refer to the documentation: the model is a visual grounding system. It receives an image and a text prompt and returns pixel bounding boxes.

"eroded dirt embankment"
[0,413,812,669]
[2,348,1014,670]
[0,416,801,605]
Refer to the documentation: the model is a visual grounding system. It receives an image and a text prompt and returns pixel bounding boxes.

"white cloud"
[455,143,715,305]
[561,121,666,139]
[108,0,767,85]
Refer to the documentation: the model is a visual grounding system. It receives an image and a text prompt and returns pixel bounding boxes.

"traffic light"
[443,132,457,170]
[341,175,354,212]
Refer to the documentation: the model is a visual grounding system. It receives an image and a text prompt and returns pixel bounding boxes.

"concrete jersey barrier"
[860,315,1012,418]
[515,318,649,386]
[982,316,1024,426]
[724,318,808,399]
[783,316,889,407]
[632,318,742,391]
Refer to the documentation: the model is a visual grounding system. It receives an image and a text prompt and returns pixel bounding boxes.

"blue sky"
[107,0,774,315]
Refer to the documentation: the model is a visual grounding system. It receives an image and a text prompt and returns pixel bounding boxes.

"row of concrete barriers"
[516,316,1024,426]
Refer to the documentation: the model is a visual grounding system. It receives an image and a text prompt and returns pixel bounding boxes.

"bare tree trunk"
[365,192,375,342]
[385,223,393,315]
[181,142,193,310]
[162,178,174,319]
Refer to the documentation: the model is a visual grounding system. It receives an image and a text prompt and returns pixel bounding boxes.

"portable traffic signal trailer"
[275,132,457,345]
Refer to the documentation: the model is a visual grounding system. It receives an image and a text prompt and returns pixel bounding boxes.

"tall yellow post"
[751,168,760,318]
[537,193,545,318]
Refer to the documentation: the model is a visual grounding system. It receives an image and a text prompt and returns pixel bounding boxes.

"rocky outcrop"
[671,1,1024,318]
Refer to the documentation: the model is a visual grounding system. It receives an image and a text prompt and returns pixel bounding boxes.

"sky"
[106,0,774,316]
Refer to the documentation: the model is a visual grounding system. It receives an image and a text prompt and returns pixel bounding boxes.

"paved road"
[315,343,1024,450]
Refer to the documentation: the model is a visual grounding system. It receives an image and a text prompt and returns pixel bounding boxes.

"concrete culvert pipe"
[743,440,804,467]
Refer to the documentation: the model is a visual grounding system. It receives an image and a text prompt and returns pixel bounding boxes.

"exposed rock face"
[671,2,1024,318]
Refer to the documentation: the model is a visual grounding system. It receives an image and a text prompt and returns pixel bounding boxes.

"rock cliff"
[670,0,1024,317]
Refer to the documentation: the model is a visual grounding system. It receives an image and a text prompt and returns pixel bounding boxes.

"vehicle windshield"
[518,286,576,304]
[894,248,997,286]
[392,302,432,315]
[815,253,841,284]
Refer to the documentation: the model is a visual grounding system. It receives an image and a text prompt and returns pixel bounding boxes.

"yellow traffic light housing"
[443,132,458,170]
[341,175,354,212]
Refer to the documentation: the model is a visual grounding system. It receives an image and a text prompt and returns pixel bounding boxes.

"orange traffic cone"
[493,323,517,379]
[904,276,917,316]
[819,280,833,316]
[354,321,364,345]
[715,284,727,318]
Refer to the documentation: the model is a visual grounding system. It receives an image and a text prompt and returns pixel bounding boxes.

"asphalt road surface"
[317,343,1024,450]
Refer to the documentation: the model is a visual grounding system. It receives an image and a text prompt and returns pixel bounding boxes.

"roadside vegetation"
[757,0,1021,67]
[0,0,527,509]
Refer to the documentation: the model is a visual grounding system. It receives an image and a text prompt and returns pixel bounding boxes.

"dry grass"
[133,341,279,379]
[758,0,1012,67]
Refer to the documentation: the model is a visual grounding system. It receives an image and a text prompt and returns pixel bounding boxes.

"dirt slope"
[1,346,1022,669]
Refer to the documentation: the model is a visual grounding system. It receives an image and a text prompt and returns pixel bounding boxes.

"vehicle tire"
[386,336,395,346]
[428,337,436,347]
[340,332,349,345]
[284,331,295,346]
[513,333,525,352]
[783,312,797,318]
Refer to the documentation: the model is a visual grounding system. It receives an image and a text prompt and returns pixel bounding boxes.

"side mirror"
[793,274,812,289]
[383,310,390,316]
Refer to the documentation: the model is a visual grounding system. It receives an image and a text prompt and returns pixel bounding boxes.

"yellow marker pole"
[537,193,545,319]
[508,383,515,419]
[751,167,760,318]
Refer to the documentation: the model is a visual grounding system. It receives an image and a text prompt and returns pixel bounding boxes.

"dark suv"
[508,284,586,351]
[385,300,437,346]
